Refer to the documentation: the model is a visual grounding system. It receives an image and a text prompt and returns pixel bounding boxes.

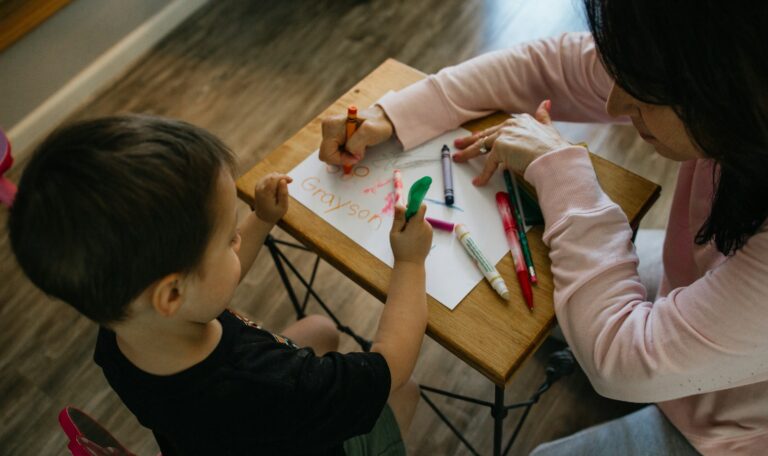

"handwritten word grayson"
[300,177,383,230]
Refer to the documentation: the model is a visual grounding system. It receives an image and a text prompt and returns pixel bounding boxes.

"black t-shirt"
[94,310,391,455]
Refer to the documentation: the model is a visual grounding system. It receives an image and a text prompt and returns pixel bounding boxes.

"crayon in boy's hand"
[405,176,432,221]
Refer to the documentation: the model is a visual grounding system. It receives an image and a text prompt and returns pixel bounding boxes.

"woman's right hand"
[319,105,394,165]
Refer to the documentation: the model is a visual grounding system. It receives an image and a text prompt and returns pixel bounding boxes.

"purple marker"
[441,144,454,205]
[426,217,455,232]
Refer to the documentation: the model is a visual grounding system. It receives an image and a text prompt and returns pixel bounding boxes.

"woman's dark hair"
[8,115,236,324]
[585,0,768,255]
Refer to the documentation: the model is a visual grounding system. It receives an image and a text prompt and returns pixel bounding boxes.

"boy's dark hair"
[585,0,768,255]
[8,114,236,324]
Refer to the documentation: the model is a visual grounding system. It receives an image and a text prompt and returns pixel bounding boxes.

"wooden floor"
[0,1,679,455]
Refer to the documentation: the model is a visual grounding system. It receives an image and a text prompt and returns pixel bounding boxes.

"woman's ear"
[150,273,184,317]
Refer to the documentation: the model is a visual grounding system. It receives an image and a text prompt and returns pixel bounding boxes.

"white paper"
[288,129,508,310]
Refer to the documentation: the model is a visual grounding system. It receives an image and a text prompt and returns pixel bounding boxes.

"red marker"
[342,106,358,175]
[496,192,534,311]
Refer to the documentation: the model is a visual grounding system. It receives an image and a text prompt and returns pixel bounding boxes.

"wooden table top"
[236,59,660,386]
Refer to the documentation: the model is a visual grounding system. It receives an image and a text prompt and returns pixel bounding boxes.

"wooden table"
[237,58,660,454]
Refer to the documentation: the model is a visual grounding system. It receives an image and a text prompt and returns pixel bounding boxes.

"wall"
[0,0,207,157]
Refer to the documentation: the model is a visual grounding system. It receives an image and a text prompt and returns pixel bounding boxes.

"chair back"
[58,407,137,456]
[0,128,16,208]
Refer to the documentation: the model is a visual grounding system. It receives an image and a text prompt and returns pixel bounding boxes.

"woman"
[319,1,768,454]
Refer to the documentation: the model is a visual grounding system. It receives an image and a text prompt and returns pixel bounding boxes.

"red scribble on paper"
[363,178,393,194]
[381,191,396,215]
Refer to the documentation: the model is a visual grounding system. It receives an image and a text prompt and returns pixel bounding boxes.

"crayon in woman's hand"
[342,106,358,175]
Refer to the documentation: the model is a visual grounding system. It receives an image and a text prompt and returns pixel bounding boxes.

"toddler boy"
[9,115,432,455]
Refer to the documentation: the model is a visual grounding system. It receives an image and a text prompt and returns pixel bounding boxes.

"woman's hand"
[319,105,394,165]
[453,100,571,186]
[253,173,292,224]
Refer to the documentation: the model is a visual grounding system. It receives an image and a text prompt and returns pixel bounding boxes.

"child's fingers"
[406,204,428,227]
[253,178,266,197]
[391,205,406,233]
[277,179,289,206]
[263,174,280,195]
[255,174,274,194]
[270,173,292,183]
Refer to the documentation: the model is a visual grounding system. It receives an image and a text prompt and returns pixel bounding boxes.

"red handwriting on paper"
[363,178,393,195]
[301,177,383,230]
[381,191,396,215]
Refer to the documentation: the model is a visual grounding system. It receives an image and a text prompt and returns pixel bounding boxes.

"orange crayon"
[342,105,359,175]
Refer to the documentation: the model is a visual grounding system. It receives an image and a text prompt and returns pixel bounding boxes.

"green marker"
[405,176,432,220]
[503,170,538,284]
[502,170,543,225]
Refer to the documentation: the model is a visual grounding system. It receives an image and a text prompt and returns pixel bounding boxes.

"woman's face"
[606,84,705,161]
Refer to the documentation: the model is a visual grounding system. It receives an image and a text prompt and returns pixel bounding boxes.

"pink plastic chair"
[58,407,137,456]
[0,128,17,208]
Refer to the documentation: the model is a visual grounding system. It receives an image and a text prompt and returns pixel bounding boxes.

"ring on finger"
[479,136,491,154]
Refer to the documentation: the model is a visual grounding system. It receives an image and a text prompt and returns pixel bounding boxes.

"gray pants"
[530,406,699,456]
[534,231,700,455]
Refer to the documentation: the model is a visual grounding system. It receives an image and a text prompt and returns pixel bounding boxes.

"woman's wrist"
[367,104,398,143]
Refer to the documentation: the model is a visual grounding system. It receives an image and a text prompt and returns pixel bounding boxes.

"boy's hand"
[390,204,433,264]
[253,173,293,224]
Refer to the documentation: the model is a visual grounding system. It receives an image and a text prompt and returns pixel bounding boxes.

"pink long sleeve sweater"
[378,32,768,455]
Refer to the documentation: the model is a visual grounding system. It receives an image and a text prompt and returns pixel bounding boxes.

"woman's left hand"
[452,100,571,186]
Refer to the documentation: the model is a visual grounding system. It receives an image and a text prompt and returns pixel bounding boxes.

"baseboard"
[7,0,209,160]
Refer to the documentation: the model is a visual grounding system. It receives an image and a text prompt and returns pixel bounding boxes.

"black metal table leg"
[419,348,576,455]
[265,235,306,319]
[492,386,508,456]
[264,234,372,351]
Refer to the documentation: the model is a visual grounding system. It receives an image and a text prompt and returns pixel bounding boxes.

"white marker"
[455,224,510,301]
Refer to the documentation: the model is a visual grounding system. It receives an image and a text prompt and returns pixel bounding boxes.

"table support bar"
[265,235,372,351]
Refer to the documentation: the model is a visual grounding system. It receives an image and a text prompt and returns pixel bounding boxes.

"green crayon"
[405,176,432,220]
